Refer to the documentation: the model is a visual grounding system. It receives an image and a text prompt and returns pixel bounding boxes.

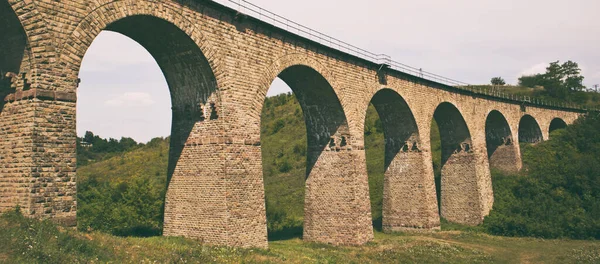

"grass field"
[1,210,599,264]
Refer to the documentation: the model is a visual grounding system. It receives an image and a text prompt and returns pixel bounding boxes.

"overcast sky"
[77,0,600,142]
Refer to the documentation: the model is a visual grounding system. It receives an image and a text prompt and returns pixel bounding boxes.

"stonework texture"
[0,0,583,248]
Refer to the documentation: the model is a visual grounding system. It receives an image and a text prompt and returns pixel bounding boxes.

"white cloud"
[105,92,156,107]
[518,63,547,78]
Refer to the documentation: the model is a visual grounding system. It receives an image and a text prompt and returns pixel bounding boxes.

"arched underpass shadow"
[278,66,349,179]
[0,2,29,115]
[365,89,425,232]
[103,15,219,185]
[485,110,519,173]
[518,115,543,144]
[432,102,483,225]
[549,118,567,135]
[261,65,352,243]
[267,226,304,241]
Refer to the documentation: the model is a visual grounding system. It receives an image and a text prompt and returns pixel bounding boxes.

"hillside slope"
[77,138,170,236]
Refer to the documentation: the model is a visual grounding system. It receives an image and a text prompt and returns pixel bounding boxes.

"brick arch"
[418,98,474,138]
[549,117,567,134]
[485,110,521,173]
[55,0,222,93]
[52,1,226,215]
[431,101,487,225]
[254,54,350,174]
[252,53,344,117]
[519,114,543,143]
[367,88,421,168]
[365,88,440,231]
[433,102,472,165]
[253,53,373,245]
[249,52,358,147]
[358,83,421,139]
[485,110,514,157]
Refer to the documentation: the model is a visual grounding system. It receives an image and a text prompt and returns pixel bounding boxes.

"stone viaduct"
[0,0,583,248]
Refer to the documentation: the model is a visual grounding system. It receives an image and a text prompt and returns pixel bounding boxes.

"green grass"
[2,209,599,263]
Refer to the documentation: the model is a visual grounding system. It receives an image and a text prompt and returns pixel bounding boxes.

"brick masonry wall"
[0,0,583,248]
[31,100,77,226]
[489,145,521,174]
[0,101,35,213]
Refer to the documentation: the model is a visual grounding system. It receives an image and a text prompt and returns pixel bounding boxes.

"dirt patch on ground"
[519,252,538,264]
[412,234,501,255]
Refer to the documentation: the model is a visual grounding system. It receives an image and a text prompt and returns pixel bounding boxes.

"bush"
[490,77,506,86]
[78,173,166,237]
[0,208,114,263]
[518,74,545,88]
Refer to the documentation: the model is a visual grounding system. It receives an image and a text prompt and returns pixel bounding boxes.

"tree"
[517,60,586,99]
[119,137,138,151]
[544,60,585,98]
[83,131,95,143]
[490,77,506,86]
[518,74,545,88]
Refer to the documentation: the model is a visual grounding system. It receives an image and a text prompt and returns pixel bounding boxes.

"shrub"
[490,77,506,86]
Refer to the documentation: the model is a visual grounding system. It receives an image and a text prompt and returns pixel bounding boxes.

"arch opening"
[518,115,543,144]
[103,15,219,182]
[434,103,472,167]
[431,102,482,225]
[364,89,436,231]
[370,89,420,170]
[76,15,218,237]
[549,118,567,136]
[260,65,353,243]
[0,2,29,110]
[276,65,350,177]
[485,110,520,173]
[260,80,306,241]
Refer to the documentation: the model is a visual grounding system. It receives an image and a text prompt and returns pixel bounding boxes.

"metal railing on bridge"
[213,0,597,112]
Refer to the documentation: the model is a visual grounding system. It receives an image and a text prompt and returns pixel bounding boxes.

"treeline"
[77,131,143,166]
[498,61,600,108]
